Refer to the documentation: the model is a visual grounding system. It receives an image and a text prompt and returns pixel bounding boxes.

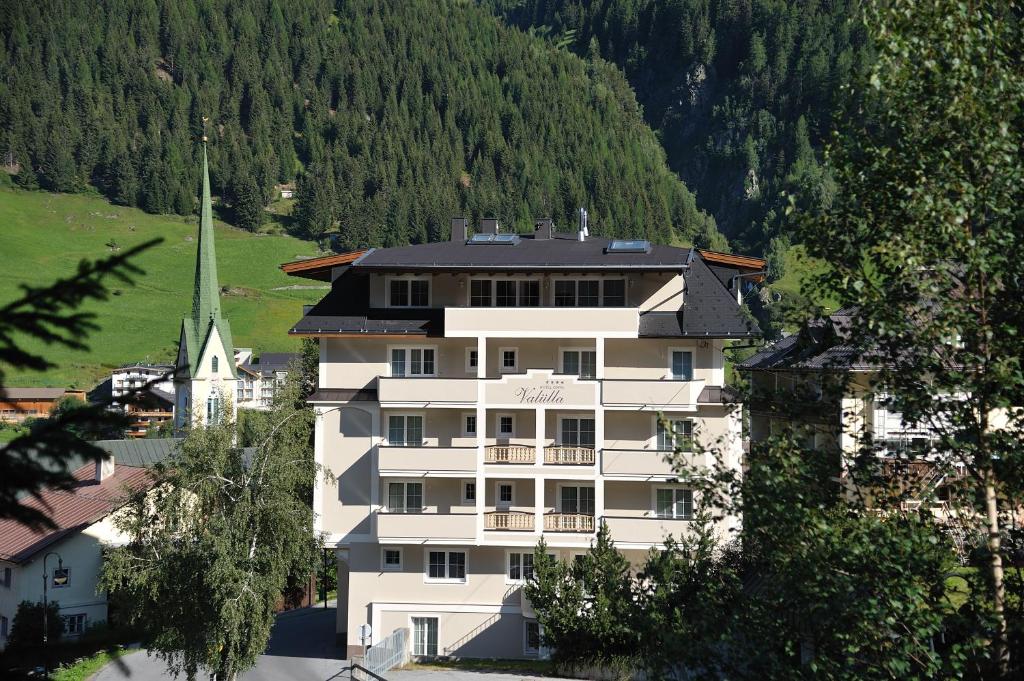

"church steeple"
[191,142,222,329]
[178,135,235,379]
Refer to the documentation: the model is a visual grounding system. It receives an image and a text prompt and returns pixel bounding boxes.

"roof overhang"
[280,250,368,281]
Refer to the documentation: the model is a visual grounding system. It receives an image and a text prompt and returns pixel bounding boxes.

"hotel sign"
[485,372,596,408]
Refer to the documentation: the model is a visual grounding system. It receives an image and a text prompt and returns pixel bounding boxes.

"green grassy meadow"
[0,188,326,389]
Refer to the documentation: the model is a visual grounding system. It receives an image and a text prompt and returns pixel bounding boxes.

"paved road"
[389,672,564,681]
[95,601,347,681]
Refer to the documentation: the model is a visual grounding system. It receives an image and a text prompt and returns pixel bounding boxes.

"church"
[173,141,238,430]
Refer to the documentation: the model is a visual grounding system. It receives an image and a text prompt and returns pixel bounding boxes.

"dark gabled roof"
[738,311,874,372]
[351,234,693,271]
[239,352,299,376]
[0,388,75,400]
[639,257,759,337]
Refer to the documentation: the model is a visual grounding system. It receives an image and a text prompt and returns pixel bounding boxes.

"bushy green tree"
[99,377,323,681]
[5,600,63,654]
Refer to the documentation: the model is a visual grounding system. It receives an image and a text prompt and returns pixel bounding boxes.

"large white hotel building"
[282,218,762,659]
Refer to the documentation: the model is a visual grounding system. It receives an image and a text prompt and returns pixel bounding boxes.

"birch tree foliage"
[794,0,1024,674]
[99,378,323,681]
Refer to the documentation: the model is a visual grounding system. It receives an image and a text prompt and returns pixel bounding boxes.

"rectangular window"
[578,280,599,306]
[603,279,626,306]
[500,348,518,372]
[671,350,694,381]
[561,418,595,447]
[554,280,576,307]
[426,551,466,582]
[466,349,478,372]
[1,567,10,588]
[387,481,423,513]
[498,415,515,437]
[560,486,595,515]
[496,280,518,307]
[390,348,436,377]
[657,419,693,451]
[470,280,492,307]
[464,414,477,436]
[561,350,596,379]
[507,552,550,582]
[524,621,541,655]
[497,481,514,507]
[412,617,438,656]
[656,488,694,520]
[390,279,429,308]
[462,481,476,504]
[519,280,540,306]
[382,548,403,571]
[388,415,423,446]
[64,613,86,636]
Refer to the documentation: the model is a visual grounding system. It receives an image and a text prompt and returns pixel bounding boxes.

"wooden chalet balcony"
[544,445,595,465]
[484,510,535,531]
[485,444,535,464]
[543,513,595,533]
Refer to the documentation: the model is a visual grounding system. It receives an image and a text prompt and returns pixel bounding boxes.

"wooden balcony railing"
[484,510,535,531]
[543,513,595,533]
[544,446,595,465]
[484,445,535,464]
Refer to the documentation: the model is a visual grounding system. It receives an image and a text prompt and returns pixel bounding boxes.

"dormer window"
[389,278,430,307]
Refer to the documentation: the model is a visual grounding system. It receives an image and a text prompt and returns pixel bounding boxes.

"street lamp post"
[42,551,64,681]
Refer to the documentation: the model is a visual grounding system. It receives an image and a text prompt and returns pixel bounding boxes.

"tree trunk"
[983,472,1008,675]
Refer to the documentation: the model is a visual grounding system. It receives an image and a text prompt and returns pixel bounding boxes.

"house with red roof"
[0,439,178,648]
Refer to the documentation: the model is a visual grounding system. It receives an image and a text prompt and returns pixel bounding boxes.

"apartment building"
[284,218,761,659]
[236,351,297,410]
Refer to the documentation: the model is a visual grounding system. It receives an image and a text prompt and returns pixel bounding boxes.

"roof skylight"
[606,239,650,253]
[468,233,520,245]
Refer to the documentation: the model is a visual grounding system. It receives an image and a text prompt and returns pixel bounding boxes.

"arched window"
[212,356,219,373]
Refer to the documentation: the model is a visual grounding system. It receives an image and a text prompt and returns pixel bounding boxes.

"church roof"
[180,144,236,378]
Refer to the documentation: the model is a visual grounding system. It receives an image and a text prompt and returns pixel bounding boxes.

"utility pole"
[41,551,65,681]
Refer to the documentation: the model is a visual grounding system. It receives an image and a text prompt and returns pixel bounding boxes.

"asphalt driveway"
[95,601,347,681]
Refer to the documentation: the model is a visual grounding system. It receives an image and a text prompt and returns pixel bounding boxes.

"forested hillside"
[485,0,872,251]
[0,0,722,249]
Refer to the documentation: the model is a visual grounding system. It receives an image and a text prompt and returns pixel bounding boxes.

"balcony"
[378,446,476,475]
[376,512,476,542]
[446,307,637,338]
[602,379,704,409]
[601,449,705,477]
[602,516,691,544]
[484,510,535,531]
[377,377,477,405]
[544,446,595,465]
[485,444,535,464]
[543,513,595,533]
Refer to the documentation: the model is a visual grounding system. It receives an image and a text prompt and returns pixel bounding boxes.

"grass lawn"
[52,646,134,681]
[400,658,555,675]
[0,188,327,389]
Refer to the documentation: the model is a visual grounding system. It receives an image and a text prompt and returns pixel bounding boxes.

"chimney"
[481,218,499,234]
[95,455,115,482]
[534,218,553,240]
[451,217,468,242]
[577,207,589,241]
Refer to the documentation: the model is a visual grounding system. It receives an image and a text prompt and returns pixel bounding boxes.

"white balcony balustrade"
[484,510,535,531]
[543,513,595,533]
[543,446,595,465]
[484,444,535,464]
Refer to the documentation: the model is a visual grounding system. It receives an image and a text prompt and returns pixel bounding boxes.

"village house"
[283,216,762,659]
[0,388,87,424]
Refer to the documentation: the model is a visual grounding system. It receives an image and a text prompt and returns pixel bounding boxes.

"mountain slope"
[0,0,722,248]
[0,188,322,388]
[485,0,871,251]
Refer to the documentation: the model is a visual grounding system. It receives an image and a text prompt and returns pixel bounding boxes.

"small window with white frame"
[389,277,430,308]
[560,348,597,379]
[656,417,693,451]
[390,347,436,377]
[462,413,477,437]
[655,487,694,520]
[465,348,478,373]
[506,550,553,583]
[425,550,467,582]
[381,547,403,571]
[462,480,476,504]
[496,413,515,437]
[499,347,518,373]
[669,349,694,381]
[63,613,86,636]
[524,620,541,655]
[495,481,514,508]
